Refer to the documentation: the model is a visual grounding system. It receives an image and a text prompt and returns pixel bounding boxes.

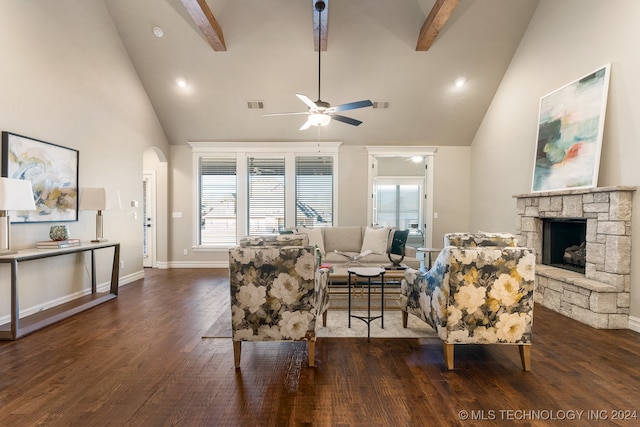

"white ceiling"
[104,0,539,146]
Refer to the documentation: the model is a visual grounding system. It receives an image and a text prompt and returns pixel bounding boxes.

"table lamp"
[79,187,121,242]
[0,177,37,254]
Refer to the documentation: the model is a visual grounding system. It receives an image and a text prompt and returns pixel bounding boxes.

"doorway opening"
[366,147,437,249]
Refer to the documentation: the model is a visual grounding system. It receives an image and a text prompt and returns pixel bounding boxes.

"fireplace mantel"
[514,186,635,329]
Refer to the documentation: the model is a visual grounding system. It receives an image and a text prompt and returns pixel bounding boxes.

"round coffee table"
[347,267,386,341]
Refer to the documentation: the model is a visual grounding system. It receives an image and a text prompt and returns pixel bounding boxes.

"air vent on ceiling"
[247,100,264,109]
[372,101,389,109]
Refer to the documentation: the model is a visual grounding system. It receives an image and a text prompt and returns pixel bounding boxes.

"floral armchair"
[401,232,536,371]
[228,234,330,368]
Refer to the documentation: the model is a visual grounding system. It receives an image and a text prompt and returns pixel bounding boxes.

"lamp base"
[0,249,18,256]
[91,238,108,243]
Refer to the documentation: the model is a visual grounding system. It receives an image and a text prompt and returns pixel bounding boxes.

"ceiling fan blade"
[262,112,309,117]
[296,93,319,109]
[327,100,373,113]
[331,114,363,126]
[299,119,313,130]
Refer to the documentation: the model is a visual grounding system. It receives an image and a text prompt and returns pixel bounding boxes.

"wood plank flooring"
[1,268,639,426]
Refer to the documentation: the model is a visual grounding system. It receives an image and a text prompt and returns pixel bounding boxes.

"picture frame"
[531,64,611,193]
[1,132,79,222]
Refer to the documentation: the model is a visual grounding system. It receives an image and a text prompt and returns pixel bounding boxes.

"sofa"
[294,226,420,270]
[400,232,536,370]
[229,234,330,368]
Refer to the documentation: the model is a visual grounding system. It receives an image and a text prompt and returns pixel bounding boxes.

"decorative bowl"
[49,225,70,241]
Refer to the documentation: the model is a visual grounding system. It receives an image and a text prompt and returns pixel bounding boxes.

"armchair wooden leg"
[233,341,241,369]
[322,310,327,327]
[402,311,408,328]
[308,341,316,367]
[519,344,531,371]
[443,343,454,370]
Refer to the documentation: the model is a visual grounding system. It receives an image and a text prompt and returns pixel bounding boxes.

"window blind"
[295,156,333,227]
[247,157,285,235]
[198,157,237,245]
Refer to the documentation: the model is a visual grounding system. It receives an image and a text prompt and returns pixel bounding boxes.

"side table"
[416,247,441,270]
[347,267,385,341]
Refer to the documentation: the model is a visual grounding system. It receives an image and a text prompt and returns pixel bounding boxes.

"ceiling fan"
[263,0,373,130]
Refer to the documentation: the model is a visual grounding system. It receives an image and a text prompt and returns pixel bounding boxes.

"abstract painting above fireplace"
[531,64,611,193]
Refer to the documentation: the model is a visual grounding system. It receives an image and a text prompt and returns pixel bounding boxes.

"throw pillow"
[361,226,390,254]
[387,228,409,255]
[298,226,325,255]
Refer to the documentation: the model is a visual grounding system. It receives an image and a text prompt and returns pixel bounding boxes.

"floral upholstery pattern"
[229,235,329,368]
[401,232,535,370]
[239,234,309,247]
[443,232,518,248]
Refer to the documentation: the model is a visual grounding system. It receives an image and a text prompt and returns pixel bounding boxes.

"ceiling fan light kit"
[308,113,331,127]
[263,0,373,130]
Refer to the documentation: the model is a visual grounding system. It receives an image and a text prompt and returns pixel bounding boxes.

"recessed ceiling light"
[152,27,164,38]
[176,78,188,89]
[454,77,466,88]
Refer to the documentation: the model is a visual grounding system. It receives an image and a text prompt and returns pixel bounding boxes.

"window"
[373,177,425,247]
[376,183,420,229]
[198,157,237,245]
[191,142,340,247]
[296,156,333,228]
[247,157,285,235]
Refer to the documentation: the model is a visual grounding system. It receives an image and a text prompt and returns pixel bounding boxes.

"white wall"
[432,146,471,246]
[0,1,169,318]
[469,0,640,324]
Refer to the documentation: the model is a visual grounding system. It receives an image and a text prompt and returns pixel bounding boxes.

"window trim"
[189,141,341,249]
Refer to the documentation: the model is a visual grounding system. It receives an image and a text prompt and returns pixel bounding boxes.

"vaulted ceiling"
[104,0,539,146]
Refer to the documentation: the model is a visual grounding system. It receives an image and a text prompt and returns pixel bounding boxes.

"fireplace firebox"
[542,218,587,273]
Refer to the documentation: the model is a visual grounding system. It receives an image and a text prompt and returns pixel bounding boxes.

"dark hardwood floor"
[1,268,639,426]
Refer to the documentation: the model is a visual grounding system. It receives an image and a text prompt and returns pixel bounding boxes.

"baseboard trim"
[0,269,146,326]
[163,261,228,269]
[628,315,640,333]
[126,270,146,284]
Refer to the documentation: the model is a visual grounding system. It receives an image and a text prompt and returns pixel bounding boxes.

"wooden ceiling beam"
[313,0,328,52]
[181,0,226,51]
[416,0,459,51]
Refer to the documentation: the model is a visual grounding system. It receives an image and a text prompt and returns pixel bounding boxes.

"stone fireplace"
[514,186,635,329]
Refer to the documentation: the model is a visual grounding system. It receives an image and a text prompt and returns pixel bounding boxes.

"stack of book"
[319,263,333,272]
[36,238,81,249]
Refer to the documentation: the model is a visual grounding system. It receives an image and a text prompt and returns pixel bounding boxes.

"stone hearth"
[514,186,635,329]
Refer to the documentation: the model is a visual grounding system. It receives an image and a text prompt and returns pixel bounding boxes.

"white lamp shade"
[0,178,36,211]
[308,113,331,126]
[79,188,122,211]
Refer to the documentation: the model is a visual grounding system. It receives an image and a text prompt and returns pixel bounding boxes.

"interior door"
[143,172,156,267]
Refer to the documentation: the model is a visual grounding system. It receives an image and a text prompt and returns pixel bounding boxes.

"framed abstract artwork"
[1,132,79,222]
[531,64,611,193]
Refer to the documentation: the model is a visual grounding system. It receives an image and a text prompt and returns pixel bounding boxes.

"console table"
[0,242,120,340]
